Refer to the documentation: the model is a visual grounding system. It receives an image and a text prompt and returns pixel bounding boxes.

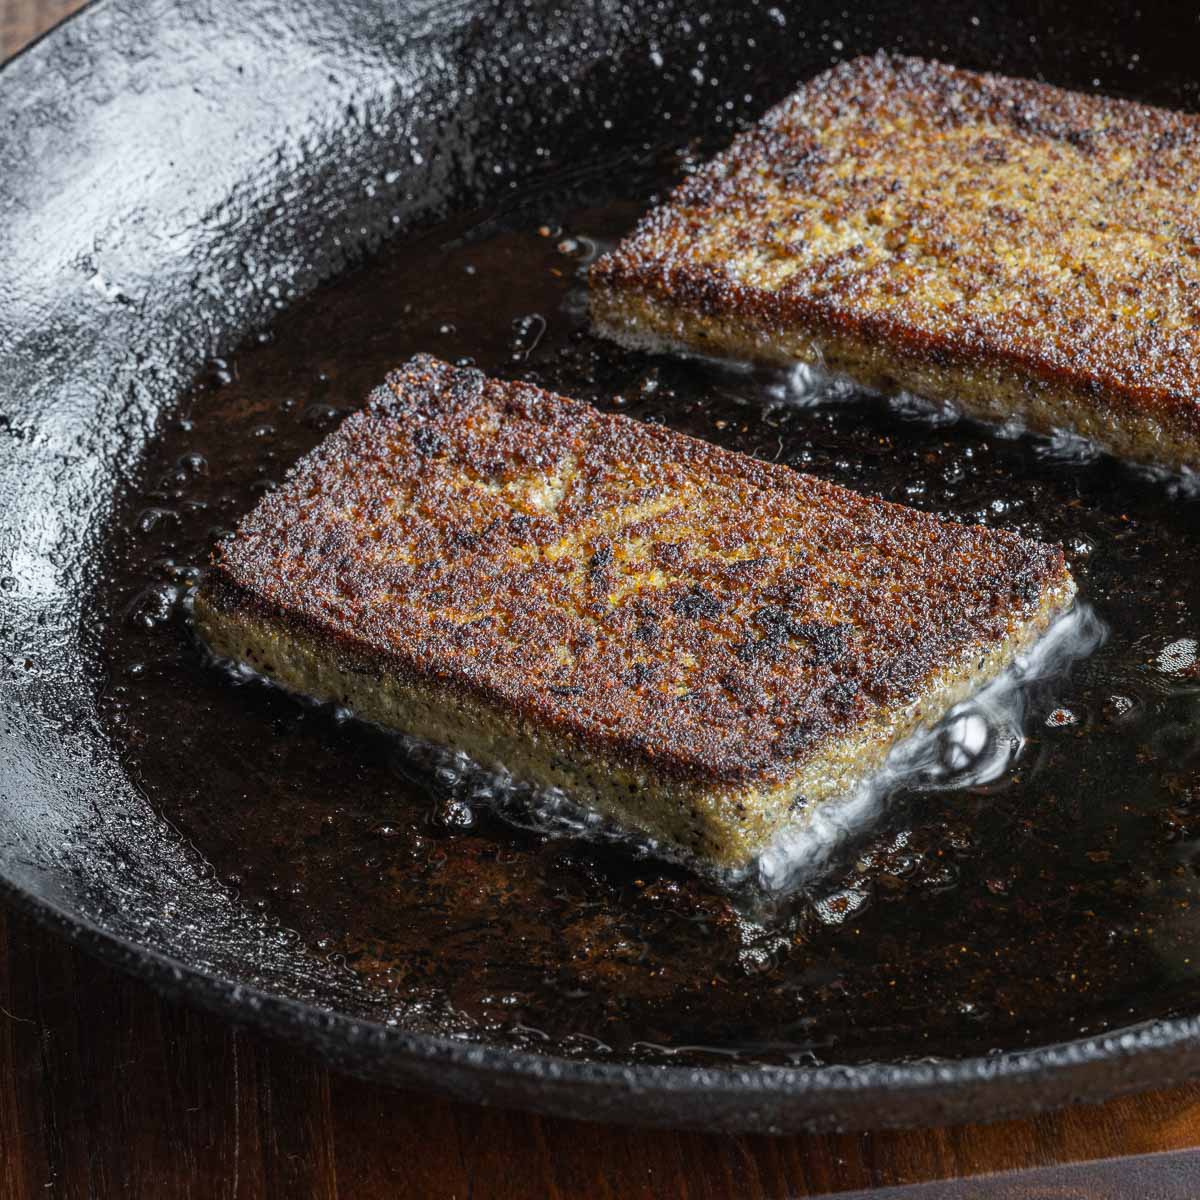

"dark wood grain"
[5,3,1200,1197]
[0,0,82,53]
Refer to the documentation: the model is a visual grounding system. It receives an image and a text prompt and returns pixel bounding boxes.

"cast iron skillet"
[2,0,1199,1133]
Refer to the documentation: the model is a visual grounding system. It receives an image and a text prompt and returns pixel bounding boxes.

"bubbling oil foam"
[753,602,1106,896]
[198,600,1105,901]
[778,361,1200,489]
[611,340,1198,489]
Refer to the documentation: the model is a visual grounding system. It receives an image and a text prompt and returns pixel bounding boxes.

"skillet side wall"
[0,0,1198,1131]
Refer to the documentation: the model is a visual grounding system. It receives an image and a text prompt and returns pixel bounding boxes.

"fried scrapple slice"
[195,355,1074,870]
[590,53,1200,471]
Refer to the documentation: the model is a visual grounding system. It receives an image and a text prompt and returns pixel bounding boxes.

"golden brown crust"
[202,354,1072,792]
[589,53,1200,468]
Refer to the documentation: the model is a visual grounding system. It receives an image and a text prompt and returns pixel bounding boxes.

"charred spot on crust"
[623,662,655,688]
[794,622,849,664]
[412,424,448,456]
[731,636,782,665]
[734,608,848,666]
[672,585,722,620]
[777,721,821,759]
[825,679,862,711]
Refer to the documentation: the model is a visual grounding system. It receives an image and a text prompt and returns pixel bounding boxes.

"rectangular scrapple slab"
[590,53,1200,471]
[195,355,1074,870]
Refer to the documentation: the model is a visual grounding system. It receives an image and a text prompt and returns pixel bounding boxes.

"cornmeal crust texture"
[590,53,1200,471]
[196,355,1075,869]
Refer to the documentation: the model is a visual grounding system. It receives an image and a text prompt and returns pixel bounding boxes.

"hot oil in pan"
[99,147,1200,1067]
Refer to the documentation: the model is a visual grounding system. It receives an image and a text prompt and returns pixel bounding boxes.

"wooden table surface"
[5,3,1200,1197]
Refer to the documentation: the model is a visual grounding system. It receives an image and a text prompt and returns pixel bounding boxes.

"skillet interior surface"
[2,0,1200,1133]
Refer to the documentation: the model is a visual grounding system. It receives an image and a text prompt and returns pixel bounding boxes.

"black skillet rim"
[7,869,1200,1133]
